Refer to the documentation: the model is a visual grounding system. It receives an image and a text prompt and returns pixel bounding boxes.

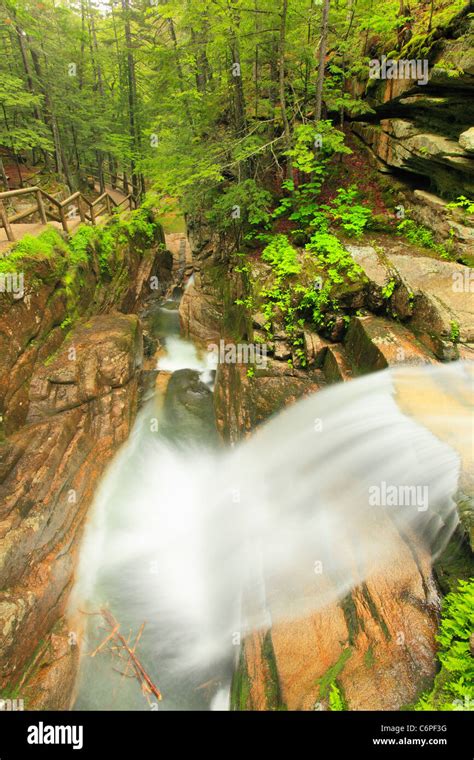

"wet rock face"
[214,362,325,443]
[179,275,224,345]
[0,313,143,708]
[161,369,218,446]
[237,549,440,711]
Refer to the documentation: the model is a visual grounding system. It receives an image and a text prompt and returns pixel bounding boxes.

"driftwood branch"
[82,607,162,703]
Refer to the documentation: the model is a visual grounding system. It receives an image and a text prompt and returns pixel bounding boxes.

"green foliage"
[124,207,157,242]
[447,196,474,215]
[316,186,372,238]
[273,123,352,228]
[0,227,67,276]
[327,187,372,237]
[286,122,352,174]
[396,218,452,258]
[68,226,97,266]
[206,179,273,233]
[306,230,363,284]
[413,579,474,711]
[248,227,364,345]
[381,279,396,300]
[450,321,460,343]
[328,683,346,711]
[261,235,301,277]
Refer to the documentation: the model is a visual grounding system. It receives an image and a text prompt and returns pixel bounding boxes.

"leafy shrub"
[207,179,273,231]
[413,579,474,711]
[447,196,474,215]
[273,123,352,227]
[325,186,372,237]
[261,234,301,277]
[396,218,452,258]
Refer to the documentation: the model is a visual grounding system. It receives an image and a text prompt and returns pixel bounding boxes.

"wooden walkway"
[0,183,132,255]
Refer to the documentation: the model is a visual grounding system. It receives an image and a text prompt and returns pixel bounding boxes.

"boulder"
[345,315,435,373]
[459,127,474,153]
[347,245,474,356]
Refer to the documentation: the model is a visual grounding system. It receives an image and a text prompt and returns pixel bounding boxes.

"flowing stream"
[72,294,471,711]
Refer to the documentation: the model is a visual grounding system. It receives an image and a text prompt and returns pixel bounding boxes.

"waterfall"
[72,357,472,709]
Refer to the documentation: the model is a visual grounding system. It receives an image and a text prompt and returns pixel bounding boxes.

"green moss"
[230,645,252,711]
[361,583,391,641]
[316,647,353,700]
[262,630,287,710]
[0,228,67,281]
[341,592,361,645]
[1,636,47,703]
[364,645,376,669]
[435,530,474,594]
[1,209,164,332]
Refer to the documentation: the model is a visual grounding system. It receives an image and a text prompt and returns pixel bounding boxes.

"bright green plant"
[207,179,273,231]
[396,218,452,258]
[261,235,301,278]
[328,683,346,711]
[323,186,372,237]
[413,579,474,711]
[450,321,460,343]
[447,196,474,215]
[273,123,352,227]
[382,278,396,299]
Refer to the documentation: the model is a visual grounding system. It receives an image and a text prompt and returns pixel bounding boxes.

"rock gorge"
[0,217,172,708]
[0,0,472,718]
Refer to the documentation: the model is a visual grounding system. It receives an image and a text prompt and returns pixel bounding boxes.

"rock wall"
[352,8,474,199]
[0,221,172,708]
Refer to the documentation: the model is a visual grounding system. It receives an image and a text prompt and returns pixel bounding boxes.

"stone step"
[344,314,437,375]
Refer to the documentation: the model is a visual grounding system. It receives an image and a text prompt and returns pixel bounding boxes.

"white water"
[156,335,211,374]
[73,348,471,709]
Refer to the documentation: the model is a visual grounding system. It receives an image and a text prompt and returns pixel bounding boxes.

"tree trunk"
[0,156,9,190]
[315,0,330,122]
[278,0,291,178]
[168,19,194,129]
[27,37,68,184]
[121,0,140,201]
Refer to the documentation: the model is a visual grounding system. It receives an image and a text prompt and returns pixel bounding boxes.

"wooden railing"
[0,185,135,243]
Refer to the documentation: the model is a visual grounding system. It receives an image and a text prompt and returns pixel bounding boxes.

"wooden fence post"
[0,199,14,242]
[36,190,47,225]
[59,206,68,233]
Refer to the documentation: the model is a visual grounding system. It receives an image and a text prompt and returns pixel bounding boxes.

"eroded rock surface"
[0,313,142,708]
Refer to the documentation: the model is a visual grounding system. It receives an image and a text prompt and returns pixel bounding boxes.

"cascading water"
[71,299,472,711]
